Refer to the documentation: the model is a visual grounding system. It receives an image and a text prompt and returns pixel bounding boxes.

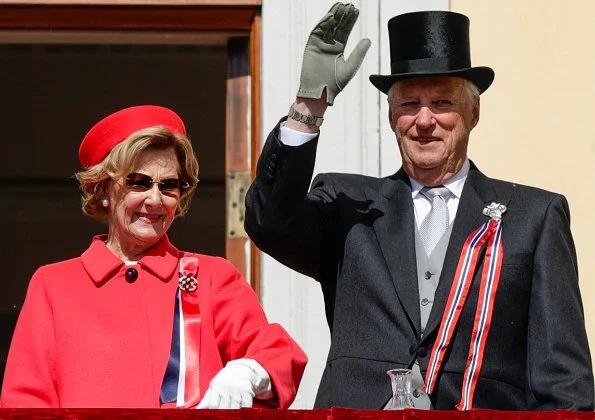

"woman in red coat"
[0,105,307,409]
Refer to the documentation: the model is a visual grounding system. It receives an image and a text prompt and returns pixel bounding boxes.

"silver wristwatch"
[288,104,324,127]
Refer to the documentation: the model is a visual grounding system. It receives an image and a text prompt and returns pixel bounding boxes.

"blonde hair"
[75,126,199,222]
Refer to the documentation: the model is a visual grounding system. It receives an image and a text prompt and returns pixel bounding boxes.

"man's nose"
[415,106,435,128]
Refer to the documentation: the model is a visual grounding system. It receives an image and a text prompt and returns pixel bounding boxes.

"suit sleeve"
[244,119,339,279]
[0,268,59,407]
[209,258,307,408]
[527,194,594,410]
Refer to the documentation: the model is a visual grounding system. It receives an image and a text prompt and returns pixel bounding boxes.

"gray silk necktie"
[420,186,451,254]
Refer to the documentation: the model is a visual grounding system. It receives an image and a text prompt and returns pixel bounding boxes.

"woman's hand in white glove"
[196,359,273,409]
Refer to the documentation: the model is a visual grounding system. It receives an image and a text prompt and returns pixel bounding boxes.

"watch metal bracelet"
[288,104,324,127]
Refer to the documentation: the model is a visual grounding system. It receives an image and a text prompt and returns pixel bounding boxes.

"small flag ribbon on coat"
[160,256,202,408]
[424,203,506,410]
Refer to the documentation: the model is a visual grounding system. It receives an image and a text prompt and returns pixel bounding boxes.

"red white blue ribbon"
[424,209,505,410]
[457,221,503,410]
[160,256,201,408]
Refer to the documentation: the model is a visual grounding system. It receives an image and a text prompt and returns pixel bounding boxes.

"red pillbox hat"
[78,105,186,168]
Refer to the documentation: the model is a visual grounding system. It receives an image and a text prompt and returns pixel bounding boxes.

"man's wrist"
[285,97,328,133]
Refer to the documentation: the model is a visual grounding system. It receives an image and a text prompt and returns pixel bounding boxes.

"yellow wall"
[452,0,595,359]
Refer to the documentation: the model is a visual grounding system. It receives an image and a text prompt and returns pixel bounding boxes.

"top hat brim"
[369,66,494,95]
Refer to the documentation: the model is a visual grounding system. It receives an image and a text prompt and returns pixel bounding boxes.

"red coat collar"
[81,234,182,286]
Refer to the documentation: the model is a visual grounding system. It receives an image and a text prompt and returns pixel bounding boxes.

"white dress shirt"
[409,159,470,228]
[279,123,318,146]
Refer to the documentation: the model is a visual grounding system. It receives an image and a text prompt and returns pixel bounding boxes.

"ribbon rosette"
[179,257,199,292]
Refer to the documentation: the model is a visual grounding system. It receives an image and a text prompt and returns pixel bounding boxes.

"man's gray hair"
[387,78,480,107]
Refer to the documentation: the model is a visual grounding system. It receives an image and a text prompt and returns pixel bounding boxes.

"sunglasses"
[125,173,189,194]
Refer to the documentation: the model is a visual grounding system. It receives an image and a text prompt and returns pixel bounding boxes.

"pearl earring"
[101,198,109,208]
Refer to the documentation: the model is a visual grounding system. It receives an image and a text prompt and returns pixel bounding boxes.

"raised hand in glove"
[196,359,273,409]
[298,2,371,106]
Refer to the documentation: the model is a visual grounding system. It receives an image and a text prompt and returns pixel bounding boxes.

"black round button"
[125,267,138,283]
[409,343,418,355]
[417,346,428,358]
[413,389,421,398]
[424,271,432,279]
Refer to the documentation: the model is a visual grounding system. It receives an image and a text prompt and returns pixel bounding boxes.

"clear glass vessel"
[386,368,414,410]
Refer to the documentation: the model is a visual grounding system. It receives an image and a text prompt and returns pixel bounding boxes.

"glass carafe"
[386,368,414,410]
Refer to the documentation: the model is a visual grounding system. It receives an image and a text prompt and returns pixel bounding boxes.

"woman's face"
[106,147,183,259]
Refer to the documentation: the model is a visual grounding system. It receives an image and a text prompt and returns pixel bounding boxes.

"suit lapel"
[423,163,511,339]
[368,169,421,334]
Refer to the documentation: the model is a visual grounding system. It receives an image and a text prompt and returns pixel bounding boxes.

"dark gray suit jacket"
[244,120,594,410]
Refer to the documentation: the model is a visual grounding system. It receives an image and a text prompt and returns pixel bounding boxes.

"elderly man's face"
[388,76,479,185]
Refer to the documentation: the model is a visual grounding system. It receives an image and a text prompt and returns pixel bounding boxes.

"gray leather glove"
[297,2,371,106]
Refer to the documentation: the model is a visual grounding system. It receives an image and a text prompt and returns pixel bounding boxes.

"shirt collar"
[410,158,470,199]
[81,234,181,286]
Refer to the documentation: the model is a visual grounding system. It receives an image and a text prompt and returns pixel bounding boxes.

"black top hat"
[369,11,494,94]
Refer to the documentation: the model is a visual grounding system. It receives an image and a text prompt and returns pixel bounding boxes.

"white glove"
[196,359,273,409]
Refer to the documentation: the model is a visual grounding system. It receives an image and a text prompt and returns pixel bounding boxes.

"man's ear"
[388,108,396,132]
[470,100,480,129]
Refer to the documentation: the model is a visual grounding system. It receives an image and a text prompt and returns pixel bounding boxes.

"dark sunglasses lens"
[159,179,183,192]
[125,173,187,193]
[126,173,153,191]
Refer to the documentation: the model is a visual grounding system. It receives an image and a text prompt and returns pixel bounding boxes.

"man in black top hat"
[245,2,594,411]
